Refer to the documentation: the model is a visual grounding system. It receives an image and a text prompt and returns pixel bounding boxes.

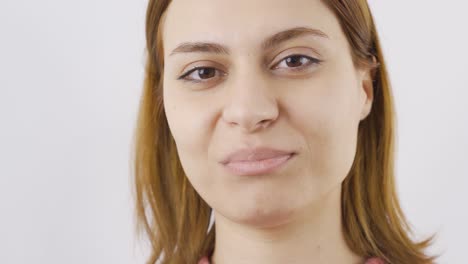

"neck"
[210,185,363,264]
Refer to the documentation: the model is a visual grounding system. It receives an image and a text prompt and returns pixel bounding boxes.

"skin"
[161,0,374,263]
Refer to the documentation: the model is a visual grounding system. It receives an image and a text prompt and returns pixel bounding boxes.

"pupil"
[198,68,215,79]
[286,56,303,67]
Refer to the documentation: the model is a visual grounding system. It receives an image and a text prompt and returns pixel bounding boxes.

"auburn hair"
[131,0,438,263]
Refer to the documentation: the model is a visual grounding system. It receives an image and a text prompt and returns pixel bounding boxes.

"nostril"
[259,119,272,127]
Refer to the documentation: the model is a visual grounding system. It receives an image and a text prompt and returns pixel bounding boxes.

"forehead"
[162,0,343,56]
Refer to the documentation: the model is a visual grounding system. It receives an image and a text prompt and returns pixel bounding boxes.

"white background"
[0,0,466,263]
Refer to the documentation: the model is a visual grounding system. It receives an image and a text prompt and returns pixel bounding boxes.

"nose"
[221,71,279,133]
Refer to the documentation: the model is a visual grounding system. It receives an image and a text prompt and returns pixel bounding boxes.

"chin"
[227,200,299,229]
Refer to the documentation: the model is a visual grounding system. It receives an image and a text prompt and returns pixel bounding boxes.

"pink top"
[198,255,386,264]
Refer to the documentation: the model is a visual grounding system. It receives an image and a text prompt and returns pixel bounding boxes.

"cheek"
[163,82,217,191]
[285,69,360,182]
[163,82,213,149]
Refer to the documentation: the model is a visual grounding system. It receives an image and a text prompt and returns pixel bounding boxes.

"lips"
[220,147,296,176]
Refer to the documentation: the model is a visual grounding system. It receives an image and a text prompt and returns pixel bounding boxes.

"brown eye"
[197,68,216,79]
[273,54,321,71]
[178,67,224,83]
[286,55,307,67]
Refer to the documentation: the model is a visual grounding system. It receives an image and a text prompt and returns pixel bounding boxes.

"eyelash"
[177,54,322,83]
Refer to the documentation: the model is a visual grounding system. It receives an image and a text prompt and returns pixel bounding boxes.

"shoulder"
[198,256,210,264]
[198,256,386,264]
[365,257,386,264]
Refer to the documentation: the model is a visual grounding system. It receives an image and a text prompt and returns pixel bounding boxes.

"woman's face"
[162,0,373,227]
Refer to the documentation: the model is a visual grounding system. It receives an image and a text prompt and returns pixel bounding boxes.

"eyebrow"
[169,26,329,56]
